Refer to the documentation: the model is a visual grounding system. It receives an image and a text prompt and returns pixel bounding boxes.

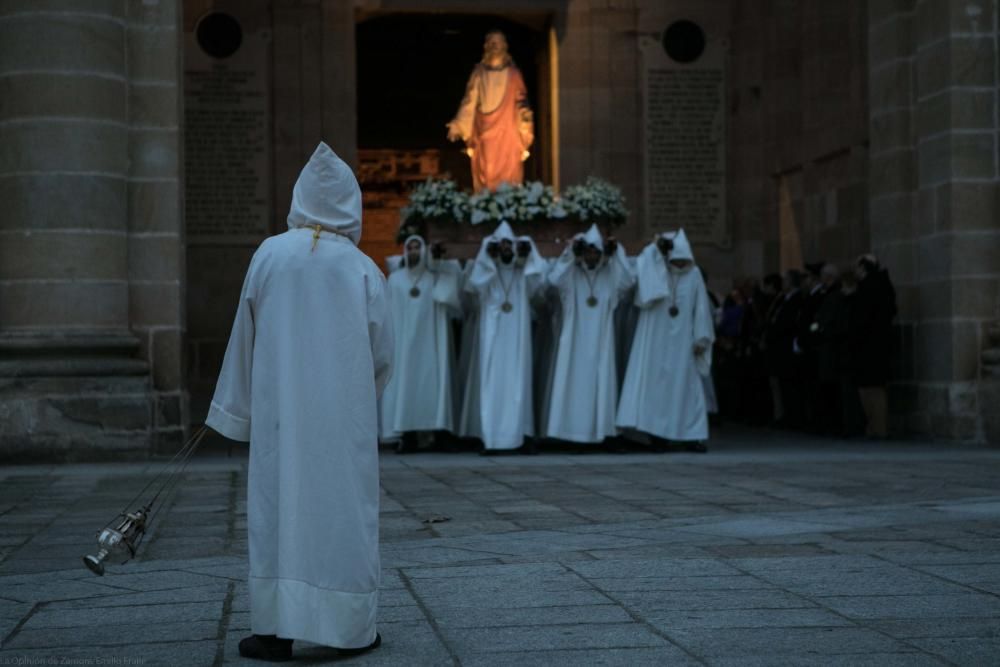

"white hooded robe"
[380,236,460,439]
[465,221,547,450]
[616,230,715,442]
[206,142,393,649]
[545,225,636,443]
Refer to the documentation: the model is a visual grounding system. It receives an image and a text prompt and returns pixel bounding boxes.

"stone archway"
[354,11,557,270]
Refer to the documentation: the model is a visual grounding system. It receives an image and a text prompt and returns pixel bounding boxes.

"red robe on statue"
[450,64,534,192]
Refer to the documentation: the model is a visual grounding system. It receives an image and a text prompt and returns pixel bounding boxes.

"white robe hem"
[249,575,378,649]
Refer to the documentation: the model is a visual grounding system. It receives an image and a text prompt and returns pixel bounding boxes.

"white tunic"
[545,240,635,443]
[458,261,484,441]
[465,222,546,449]
[616,231,715,442]
[207,143,393,650]
[380,239,460,439]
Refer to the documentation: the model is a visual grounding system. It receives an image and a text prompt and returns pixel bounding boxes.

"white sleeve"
[206,254,259,442]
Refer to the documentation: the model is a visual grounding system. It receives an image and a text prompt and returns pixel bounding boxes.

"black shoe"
[238,634,293,662]
[519,441,539,455]
[687,441,708,453]
[396,433,418,454]
[338,632,382,657]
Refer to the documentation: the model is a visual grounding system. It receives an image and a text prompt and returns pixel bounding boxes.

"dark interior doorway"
[356,13,547,191]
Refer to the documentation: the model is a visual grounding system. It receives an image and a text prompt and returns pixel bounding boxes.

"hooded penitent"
[287,142,363,245]
[380,235,461,440]
[464,221,547,450]
[617,228,716,442]
[544,223,635,443]
[579,223,605,253]
[206,143,393,650]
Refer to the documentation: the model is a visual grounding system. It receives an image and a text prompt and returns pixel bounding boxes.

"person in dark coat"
[739,277,774,425]
[814,264,867,436]
[715,286,745,419]
[850,254,897,438]
[764,270,804,427]
[797,262,832,432]
[826,271,867,436]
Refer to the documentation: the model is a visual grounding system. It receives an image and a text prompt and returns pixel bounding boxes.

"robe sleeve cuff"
[206,402,251,442]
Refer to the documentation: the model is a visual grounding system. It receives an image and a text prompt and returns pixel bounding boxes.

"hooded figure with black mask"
[544,224,636,444]
[380,235,461,452]
[464,221,548,452]
[207,142,392,660]
[616,230,715,449]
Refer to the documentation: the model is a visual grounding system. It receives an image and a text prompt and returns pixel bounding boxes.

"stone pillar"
[127,0,187,452]
[0,2,131,332]
[0,1,155,459]
[869,0,1000,440]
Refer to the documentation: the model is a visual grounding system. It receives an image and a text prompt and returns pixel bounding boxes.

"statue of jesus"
[447,30,534,192]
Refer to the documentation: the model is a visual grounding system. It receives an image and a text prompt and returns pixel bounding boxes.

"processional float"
[82,425,210,575]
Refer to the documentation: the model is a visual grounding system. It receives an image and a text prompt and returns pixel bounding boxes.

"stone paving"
[1,430,999,665]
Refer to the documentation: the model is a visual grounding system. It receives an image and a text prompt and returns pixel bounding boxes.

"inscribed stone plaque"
[184,11,271,243]
[640,35,728,246]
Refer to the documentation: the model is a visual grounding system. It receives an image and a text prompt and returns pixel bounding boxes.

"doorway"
[355,13,554,268]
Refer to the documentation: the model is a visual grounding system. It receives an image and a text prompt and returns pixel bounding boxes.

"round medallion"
[410,286,421,298]
[669,305,680,318]
[501,301,513,313]
[587,296,599,308]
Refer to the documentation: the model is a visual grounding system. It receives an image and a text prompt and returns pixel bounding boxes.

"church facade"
[1,0,998,459]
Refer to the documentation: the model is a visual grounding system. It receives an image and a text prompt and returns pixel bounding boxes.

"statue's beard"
[483,47,510,65]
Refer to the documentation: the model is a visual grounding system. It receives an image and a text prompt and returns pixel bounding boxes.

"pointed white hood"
[287,142,363,245]
[579,223,604,252]
[490,221,516,243]
[669,229,695,263]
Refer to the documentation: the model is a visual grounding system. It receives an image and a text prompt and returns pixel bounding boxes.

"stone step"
[0,330,140,356]
[0,356,149,378]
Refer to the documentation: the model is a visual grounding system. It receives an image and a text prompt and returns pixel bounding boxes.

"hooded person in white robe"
[380,236,461,452]
[465,221,547,451]
[545,224,636,443]
[616,229,715,449]
[207,142,393,661]
[532,256,562,438]
[457,259,484,443]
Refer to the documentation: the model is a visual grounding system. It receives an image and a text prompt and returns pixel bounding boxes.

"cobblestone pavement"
[1,430,999,666]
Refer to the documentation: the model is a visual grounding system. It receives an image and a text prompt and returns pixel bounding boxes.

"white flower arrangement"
[397,178,469,241]
[398,177,622,240]
[467,181,566,225]
[562,177,628,225]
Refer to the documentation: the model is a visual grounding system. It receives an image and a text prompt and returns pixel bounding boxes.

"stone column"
[869,0,1000,440]
[0,1,131,332]
[0,1,153,459]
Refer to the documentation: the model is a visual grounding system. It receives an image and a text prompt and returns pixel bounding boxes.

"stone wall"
[868,0,1000,441]
[128,0,188,453]
[727,0,870,283]
[0,0,186,460]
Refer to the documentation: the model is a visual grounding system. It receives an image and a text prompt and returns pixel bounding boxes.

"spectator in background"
[797,262,832,432]
[851,254,897,438]
[741,277,775,425]
[764,270,804,427]
[813,264,847,435]
[715,285,746,418]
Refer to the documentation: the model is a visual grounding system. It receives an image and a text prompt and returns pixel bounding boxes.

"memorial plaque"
[641,35,728,246]
[184,12,271,243]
